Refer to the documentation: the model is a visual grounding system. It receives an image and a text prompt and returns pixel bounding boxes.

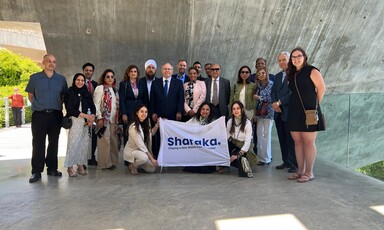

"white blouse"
[226,118,253,152]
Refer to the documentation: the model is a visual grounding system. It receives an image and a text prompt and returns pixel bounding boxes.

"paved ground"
[0,124,383,230]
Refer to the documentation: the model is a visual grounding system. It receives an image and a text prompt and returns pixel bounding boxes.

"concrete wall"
[1,0,383,168]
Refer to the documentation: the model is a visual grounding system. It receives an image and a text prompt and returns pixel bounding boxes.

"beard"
[146,72,155,80]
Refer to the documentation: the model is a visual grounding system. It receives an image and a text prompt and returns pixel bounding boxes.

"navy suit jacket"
[150,77,184,120]
[204,76,230,119]
[172,74,190,84]
[86,80,98,95]
[138,76,157,108]
[119,80,144,120]
[271,71,291,121]
[250,73,275,83]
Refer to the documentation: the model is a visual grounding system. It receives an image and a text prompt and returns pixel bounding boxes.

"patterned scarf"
[102,84,119,127]
[185,81,195,108]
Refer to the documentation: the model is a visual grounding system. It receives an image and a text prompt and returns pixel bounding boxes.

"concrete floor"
[0,124,383,230]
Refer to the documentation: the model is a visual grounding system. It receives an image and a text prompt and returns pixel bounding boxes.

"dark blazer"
[172,74,190,84]
[204,76,230,119]
[150,77,184,120]
[119,80,144,121]
[64,87,96,117]
[271,71,291,121]
[138,77,150,107]
[86,80,98,95]
[250,73,275,83]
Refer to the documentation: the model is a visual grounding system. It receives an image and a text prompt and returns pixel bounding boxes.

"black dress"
[287,65,324,132]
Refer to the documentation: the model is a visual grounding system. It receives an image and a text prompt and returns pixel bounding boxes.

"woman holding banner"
[184,102,216,173]
[186,102,215,125]
[123,104,159,175]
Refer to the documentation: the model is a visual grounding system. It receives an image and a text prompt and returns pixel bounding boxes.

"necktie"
[282,72,286,83]
[87,80,93,94]
[212,79,218,106]
[164,79,169,96]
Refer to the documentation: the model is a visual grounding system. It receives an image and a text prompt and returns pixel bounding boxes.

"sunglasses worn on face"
[106,75,115,79]
[241,71,250,74]
[211,68,220,71]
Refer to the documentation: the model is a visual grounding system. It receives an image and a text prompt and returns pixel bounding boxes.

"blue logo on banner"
[168,137,221,147]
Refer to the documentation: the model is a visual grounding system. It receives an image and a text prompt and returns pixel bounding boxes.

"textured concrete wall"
[1,0,383,168]
[317,94,384,169]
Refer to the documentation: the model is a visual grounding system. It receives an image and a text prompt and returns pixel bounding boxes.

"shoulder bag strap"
[294,74,318,113]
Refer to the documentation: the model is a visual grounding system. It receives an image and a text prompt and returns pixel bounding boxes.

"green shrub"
[0,49,40,128]
[0,49,41,86]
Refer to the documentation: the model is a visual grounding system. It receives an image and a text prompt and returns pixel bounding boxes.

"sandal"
[77,165,88,176]
[287,173,301,180]
[128,164,138,175]
[67,167,78,177]
[297,174,314,183]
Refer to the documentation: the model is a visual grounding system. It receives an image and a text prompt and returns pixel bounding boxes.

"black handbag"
[61,115,72,129]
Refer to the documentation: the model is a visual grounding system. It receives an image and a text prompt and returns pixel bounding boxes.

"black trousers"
[31,110,62,174]
[275,113,297,167]
[90,128,97,161]
[12,107,22,126]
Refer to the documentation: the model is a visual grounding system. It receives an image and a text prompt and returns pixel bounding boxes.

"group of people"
[25,46,325,184]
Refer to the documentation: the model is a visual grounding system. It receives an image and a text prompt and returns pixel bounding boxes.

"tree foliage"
[356,161,384,181]
[0,49,41,86]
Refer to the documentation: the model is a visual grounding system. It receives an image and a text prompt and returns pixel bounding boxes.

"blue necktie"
[164,79,169,96]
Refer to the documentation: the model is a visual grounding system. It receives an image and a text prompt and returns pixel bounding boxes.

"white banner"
[158,117,230,167]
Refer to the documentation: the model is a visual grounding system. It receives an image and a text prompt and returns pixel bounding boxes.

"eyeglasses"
[162,68,173,71]
[291,54,303,59]
[241,71,250,74]
[106,75,115,79]
[210,68,220,72]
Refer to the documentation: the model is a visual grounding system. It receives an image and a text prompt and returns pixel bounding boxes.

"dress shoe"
[29,173,41,183]
[47,170,62,177]
[288,166,298,173]
[88,159,98,166]
[257,162,270,166]
[276,163,290,169]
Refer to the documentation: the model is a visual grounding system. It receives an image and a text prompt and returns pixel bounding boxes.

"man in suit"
[150,63,184,157]
[139,59,157,108]
[82,62,98,167]
[204,63,230,120]
[172,59,190,84]
[204,63,212,78]
[250,57,275,83]
[193,61,205,81]
[271,52,297,173]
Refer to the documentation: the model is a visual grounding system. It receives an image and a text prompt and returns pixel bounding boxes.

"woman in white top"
[218,101,253,174]
[123,104,159,175]
[93,69,120,170]
[186,102,215,125]
[185,102,216,173]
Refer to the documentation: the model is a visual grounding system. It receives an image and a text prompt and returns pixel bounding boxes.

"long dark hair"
[130,104,150,143]
[229,101,247,134]
[195,102,214,123]
[287,47,308,81]
[237,66,252,84]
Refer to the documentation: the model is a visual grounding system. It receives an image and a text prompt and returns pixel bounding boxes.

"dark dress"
[287,65,324,132]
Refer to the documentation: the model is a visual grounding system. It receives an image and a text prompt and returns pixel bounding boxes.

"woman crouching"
[123,104,159,175]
